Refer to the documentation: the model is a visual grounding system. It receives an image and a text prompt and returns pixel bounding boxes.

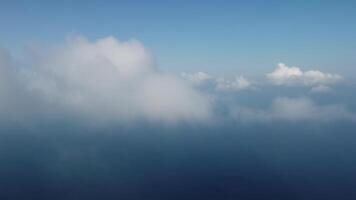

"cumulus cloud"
[230,97,356,122]
[267,63,342,88]
[0,36,212,123]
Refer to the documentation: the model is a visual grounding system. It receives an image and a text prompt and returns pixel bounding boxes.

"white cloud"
[230,97,356,122]
[1,36,212,123]
[137,74,212,122]
[267,63,342,87]
[181,71,252,92]
[215,75,251,91]
[1,38,354,125]
[181,72,211,86]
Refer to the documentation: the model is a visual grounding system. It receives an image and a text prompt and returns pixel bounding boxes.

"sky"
[1,1,356,200]
[1,0,356,77]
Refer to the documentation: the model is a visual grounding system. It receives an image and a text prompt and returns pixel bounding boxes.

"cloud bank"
[1,36,212,123]
[0,36,354,125]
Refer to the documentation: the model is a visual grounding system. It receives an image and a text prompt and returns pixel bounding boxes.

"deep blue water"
[1,122,355,200]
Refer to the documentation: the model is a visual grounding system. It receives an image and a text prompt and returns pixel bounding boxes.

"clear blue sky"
[1,0,356,77]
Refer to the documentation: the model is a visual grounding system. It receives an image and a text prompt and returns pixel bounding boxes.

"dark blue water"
[1,122,356,200]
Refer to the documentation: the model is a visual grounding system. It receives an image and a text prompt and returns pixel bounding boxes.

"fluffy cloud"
[267,63,342,87]
[1,36,212,123]
[230,97,356,122]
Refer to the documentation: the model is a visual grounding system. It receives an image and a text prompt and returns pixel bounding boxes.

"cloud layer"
[0,36,354,125]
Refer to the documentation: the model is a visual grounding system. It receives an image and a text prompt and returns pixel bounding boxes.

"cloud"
[310,85,332,93]
[181,72,212,86]
[181,72,252,92]
[267,63,342,88]
[0,36,212,123]
[230,97,356,122]
[1,37,354,126]
[136,74,212,122]
[215,76,251,91]
[0,49,36,122]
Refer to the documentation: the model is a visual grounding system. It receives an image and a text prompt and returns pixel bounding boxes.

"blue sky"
[1,0,356,77]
